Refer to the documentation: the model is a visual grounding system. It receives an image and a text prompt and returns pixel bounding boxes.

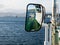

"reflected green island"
[26,17,41,32]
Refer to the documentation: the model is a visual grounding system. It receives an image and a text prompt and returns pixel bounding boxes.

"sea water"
[0,17,45,45]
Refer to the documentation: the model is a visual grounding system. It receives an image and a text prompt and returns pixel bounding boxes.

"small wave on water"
[0,17,45,45]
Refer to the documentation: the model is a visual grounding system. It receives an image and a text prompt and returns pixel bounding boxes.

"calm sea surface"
[0,17,46,45]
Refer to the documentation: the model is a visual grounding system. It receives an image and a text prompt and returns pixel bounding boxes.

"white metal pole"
[42,23,49,45]
[49,24,52,45]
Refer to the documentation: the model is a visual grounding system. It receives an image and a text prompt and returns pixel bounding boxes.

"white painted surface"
[58,31,60,37]
[36,13,42,24]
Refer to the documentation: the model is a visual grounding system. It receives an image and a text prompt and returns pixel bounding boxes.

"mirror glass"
[25,4,43,32]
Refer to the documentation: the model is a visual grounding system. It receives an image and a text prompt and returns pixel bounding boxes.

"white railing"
[42,23,51,45]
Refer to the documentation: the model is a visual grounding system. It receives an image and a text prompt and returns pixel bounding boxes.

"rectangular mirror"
[25,3,45,32]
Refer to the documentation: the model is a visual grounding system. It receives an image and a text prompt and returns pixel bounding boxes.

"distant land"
[0,12,25,17]
[0,9,60,17]
[0,9,26,17]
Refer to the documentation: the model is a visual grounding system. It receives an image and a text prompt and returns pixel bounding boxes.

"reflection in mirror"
[36,6,42,25]
[28,5,35,10]
[25,3,45,32]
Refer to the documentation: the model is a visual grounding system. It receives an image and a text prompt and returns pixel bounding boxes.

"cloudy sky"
[0,0,59,13]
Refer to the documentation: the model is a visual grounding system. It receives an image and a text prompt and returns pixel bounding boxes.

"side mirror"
[25,3,45,32]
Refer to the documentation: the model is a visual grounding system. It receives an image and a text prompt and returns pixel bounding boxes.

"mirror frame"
[25,3,45,32]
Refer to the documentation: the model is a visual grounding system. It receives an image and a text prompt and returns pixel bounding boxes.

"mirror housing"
[25,3,45,32]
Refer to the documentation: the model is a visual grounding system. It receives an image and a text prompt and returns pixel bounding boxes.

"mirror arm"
[42,23,49,45]
[42,23,51,45]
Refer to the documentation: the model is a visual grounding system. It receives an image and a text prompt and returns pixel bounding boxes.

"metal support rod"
[52,0,57,45]
[42,23,49,45]
[49,24,52,45]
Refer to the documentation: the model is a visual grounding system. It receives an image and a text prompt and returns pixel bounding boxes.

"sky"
[0,0,60,13]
